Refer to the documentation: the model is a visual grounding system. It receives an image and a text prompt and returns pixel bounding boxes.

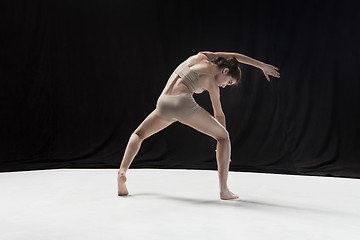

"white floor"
[0,168,359,240]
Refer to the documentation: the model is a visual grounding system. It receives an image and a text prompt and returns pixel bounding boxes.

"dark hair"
[211,57,242,86]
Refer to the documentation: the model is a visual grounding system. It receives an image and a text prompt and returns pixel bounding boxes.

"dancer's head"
[211,57,242,88]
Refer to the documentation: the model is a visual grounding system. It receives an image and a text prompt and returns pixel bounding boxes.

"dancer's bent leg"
[179,108,238,200]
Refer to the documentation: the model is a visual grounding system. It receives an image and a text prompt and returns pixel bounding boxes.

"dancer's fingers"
[266,74,270,82]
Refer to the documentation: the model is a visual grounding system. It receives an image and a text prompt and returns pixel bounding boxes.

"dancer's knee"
[215,130,230,142]
[131,131,145,142]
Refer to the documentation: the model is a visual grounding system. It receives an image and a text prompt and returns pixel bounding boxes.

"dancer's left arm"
[208,84,226,129]
[199,51,280,82]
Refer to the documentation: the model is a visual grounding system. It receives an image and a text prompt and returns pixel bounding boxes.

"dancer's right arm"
[199,51,264,69]
[199,51,280,82]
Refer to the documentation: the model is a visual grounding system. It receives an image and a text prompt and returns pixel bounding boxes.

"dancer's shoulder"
[197,51,217,61]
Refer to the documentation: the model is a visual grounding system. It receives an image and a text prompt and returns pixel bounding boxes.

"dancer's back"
[161,53,217,96]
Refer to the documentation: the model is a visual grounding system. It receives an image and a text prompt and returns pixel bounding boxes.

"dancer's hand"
[261,63,280,82]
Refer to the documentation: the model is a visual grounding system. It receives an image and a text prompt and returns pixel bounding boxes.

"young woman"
[117,51,280,200]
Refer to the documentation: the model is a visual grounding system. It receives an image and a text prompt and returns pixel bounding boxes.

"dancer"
[118,51,280,200]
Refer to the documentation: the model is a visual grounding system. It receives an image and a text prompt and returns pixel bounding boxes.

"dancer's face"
[217,68,236,88]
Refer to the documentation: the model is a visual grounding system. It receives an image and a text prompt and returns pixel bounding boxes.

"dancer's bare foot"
[220,189,239,200]
[117,170,128,196]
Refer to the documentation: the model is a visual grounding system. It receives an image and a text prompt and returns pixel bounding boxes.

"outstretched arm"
[199,51,280,82]
[201,51,263,68]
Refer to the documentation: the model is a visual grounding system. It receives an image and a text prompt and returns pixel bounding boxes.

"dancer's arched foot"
[220,189,239,200]
[117,170,128,196]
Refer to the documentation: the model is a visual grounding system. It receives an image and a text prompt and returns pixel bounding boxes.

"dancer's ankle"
[220,187,230,194]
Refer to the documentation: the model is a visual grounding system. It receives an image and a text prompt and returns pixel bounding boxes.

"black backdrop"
[1,0,359,178]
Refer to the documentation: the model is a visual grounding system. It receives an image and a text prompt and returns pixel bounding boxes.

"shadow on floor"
[118,192,346,217]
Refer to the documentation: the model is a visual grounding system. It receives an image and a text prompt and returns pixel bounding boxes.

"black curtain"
[1,0,359,178]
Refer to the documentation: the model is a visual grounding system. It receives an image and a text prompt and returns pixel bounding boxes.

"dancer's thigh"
[133,110,174,140]
[179,107,229,140]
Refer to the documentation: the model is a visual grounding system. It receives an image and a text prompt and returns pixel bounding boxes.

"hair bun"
[211,56,242,86]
